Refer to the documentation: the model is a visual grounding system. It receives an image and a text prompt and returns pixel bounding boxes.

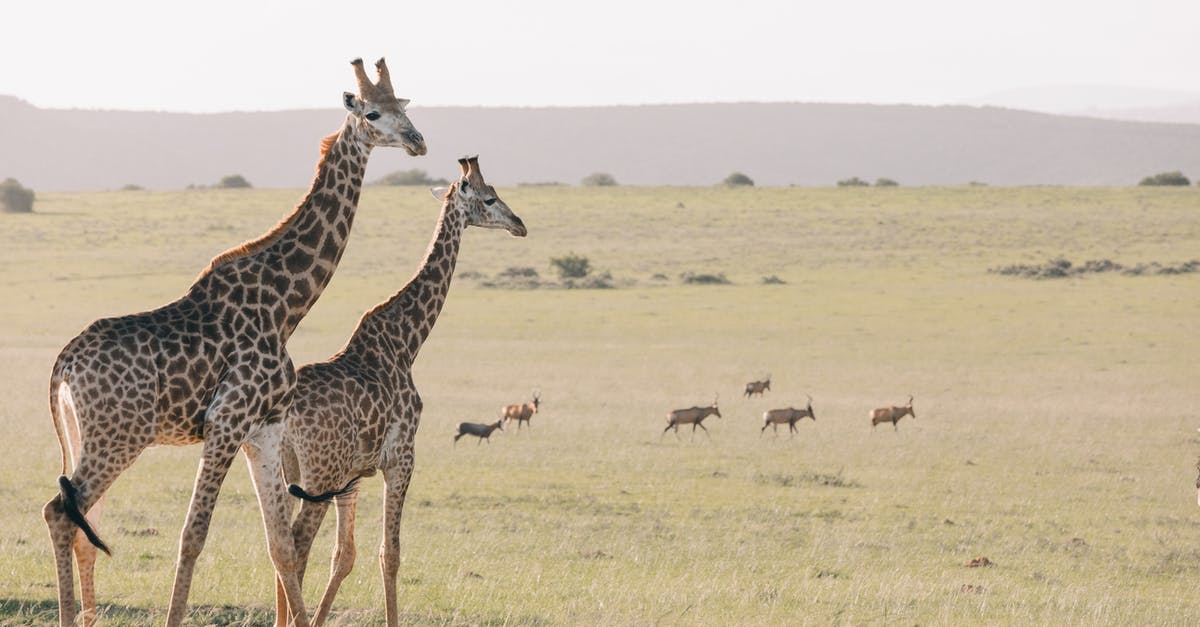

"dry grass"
[0,185,1198,624]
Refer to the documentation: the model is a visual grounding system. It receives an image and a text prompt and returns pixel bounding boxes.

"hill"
[2,95,1199,190]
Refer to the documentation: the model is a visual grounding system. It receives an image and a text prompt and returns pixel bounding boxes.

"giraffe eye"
[484,198,497,206]
[365,111,381,121]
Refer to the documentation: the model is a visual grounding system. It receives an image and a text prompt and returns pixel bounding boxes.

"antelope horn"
[374,58,394,95]
[351,58,375,97]
[908,394,914,405]
[806,394,813,404]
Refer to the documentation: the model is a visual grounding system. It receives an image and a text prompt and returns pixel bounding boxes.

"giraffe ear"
[343,92,362,113]
[430,186,450,200]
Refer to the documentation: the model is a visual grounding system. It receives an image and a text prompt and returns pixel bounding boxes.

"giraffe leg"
[243,422,311,627]
[43,446,141,627]
[289,497,330,611]
[379,464,413,627]
[74,496,106,627]
[165,438,242,627]
[313,490,359,626]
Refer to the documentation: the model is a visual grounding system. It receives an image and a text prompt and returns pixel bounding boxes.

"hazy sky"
[3,0,1198,112]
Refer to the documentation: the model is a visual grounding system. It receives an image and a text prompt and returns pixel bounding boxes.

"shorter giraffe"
[277,157,525,627]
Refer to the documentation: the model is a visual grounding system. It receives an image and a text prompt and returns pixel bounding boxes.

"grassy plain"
[0,185,1198,625]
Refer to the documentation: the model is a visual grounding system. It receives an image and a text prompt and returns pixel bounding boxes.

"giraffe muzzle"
[403,131,427,156]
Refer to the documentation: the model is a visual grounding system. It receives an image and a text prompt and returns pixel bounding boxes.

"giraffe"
[42,58,425,627]
[277,156,525,627]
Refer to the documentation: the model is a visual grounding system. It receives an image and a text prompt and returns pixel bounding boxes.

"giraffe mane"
[196,132,341,280]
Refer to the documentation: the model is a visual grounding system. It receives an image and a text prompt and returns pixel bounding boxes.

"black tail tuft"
[288,477,360,503]
[58,475,111,556]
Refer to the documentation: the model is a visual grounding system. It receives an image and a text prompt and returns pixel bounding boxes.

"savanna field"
[0,185,1198,625]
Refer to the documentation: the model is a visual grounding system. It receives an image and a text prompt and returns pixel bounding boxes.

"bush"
[216,174,252,189]
[499,267,539,279]
[581,172,617,187]
[723,172,754,186]
[681,272,731,285]
[837,177,870,187]
[761,275,787,285]
[372,169,448,186]
[0,178,34,213]
[550,253,591,279]
[874,178,899,187]
[1138,171,1191,186]
[120,184,144,191]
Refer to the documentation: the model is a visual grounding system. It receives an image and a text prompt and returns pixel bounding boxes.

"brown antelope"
[454,419,504,445]
[744,375,771,397]
[761,395,816,436]
[502,390,540,430]
[870,395,916,431]
[663,395,721,438]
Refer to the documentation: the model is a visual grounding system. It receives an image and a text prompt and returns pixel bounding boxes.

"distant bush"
[968,181,989,187]
[372,168,448,186]
[216,174,252,189]
[723,172,754,186]
[761,275,787,285]
[1138,171,1191,186]
[681,272,731,285]
[0,178,34,213]
[989,256,1200,279]
[874,178,899,187]
[517,181,564,187]
[499,266,539,279]
[120,184,144,191]
[550,253,592,279]
[581,172,617,187]
[836,177,870,187]
[566,271,613,289]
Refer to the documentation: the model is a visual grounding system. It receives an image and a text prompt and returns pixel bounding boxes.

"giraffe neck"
[345,194,468,372]
[195,116,371,341]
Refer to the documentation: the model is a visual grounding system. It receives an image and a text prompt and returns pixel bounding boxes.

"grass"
[1,185,1198,624]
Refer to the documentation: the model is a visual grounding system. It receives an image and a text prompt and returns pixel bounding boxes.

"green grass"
[1,185,1198,624]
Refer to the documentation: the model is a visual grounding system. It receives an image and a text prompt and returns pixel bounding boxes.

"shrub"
[681,272,731,285]
[874,178,899,187]
[550,253,591,279]
[1138,171,1191,186]
[216,174,252,189]
[0,178,34,213]
[499,267,539,279]
[761,275,787,285]
[372,169,448,186]
[120,184,144,191]
[581,172,617,187]
[836,177,869,187]
[723,172,754,186]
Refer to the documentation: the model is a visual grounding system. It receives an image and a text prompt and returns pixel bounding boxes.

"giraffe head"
[434,156,527,237]
[343,58,427,156]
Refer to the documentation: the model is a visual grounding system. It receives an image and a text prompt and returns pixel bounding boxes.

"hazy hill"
[2,95,1199,190]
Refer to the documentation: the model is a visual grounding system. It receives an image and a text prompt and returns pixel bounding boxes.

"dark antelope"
[454,419,504,445]
[870,395,916,431]
[761,395,816,436]
[502,390,540,429]
[663,395,721,438]
[744,375,771,397]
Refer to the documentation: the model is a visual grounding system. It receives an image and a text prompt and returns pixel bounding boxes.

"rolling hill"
[2,95,1198,190]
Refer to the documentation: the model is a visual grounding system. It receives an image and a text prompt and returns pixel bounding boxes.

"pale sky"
[2,0,1198,112]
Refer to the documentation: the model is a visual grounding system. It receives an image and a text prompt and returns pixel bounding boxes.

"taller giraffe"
[278,157,525,627]
[42,58,425,627]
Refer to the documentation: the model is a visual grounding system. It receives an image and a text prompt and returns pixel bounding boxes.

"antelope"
[502,390,540,430]
[744,375,771,397]
[870,395,916,431]
[455,419,504,445]
[663,395,721,438]
[761,395,816,436]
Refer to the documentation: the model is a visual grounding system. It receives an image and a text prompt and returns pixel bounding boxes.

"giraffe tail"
[58,476,111,556]
[288,477,360,503]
